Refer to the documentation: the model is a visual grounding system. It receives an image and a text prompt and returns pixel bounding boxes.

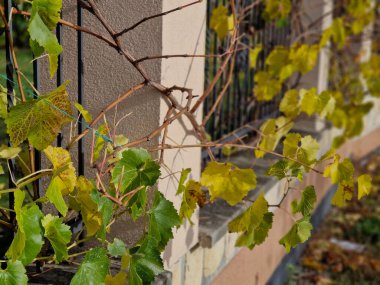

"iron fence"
[203,0,291,153]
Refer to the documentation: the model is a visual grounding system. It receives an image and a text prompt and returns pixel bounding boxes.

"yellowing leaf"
[323,155,354,184]
[201,161,256,205]
[210,6,229,40]
[178,180,205,224]
[249,46,262,69]
[331,183,353,207]
[300,88,318,116]
[290,44,319,74]
[5,83,72,150]
[317,91,336,118]
[93,124,108,162]
[0,145,21,159]
[280,89,299,118]
[0,85,7,119]
[69,176,102,236]
[283,133,319,167]
[254,71,282,101]
[105,272,127,285]
[331,18,346,50]
[74,103,92,123]
[291,186,317,216]
[266,47,290,76]
[263,0,292,21]
[357,174,372,200]
[255,117,294,158]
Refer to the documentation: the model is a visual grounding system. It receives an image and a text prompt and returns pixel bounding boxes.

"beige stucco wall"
[160,0,207,267]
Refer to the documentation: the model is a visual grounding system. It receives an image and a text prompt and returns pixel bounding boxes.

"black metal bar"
[57,12,63,147]
[4,0,15,222]
[77,5,85,176]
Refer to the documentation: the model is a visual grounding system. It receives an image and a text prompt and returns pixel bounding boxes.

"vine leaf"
[7,191,45,265]
[0,145,21,159]
[105,272,127,285]
[91,191,114,240]
[148,191,181,251]
[128,237,163,285]
[6,190,26,261]
[29,0,63,77]
[210,5,229,40]
[254,71,282,101]
[291,186,317,217]
[70,248,110,285]
[5,83,72,150]
[228,193,273,249]
[0,261,28,285]
[323,155,354,184]
[74,103,92,123]
[107,238,127,258]
[283,133,319,167]
[331,183,353,207]
[44,146,76,216]
[249,46,263,68]
[176,169,205,223]
[263,0,292,20]
[93,124,108,162]
[357,174,372,199]
[201,161,256,205]
[279,217,313,252]
[255,116,294,158]
[69,177,102,237]
[111,148,161,194]
[42,214,72,262]
[331,17,346,50]
[290,44,319,74]
[279,89,299,118]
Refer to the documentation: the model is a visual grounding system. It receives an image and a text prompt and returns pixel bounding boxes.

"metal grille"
[204,0,291,145]
[1,0,86,267]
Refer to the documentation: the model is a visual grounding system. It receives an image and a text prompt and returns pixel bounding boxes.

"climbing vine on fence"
[0,0,379,284]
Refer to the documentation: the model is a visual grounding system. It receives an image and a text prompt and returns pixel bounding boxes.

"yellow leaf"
[332,183,353,207]
[105,272,127,285]
[201,161,256,205]
[74,103,92,123]
[357,174,372,199]
[210,6,229,40]
[249,45,262,69]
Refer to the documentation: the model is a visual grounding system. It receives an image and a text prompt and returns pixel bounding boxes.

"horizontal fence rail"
[203,0,291,159]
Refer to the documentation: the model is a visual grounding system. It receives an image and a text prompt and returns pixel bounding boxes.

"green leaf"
[32,0,62,30]
[74,103,92,123]
[249,46,262,68]
[28,5,63,77]
[331,183,353,207]
[177,168,191,195]
[128,237,163,285]
[111,148,160,194]
[210,6,230,40]
[46,177,68,216]
[107,238,127,258]
[91,191,114,240]
[201,161,256,205]
[19,205,44,265]
[0,261,28,285]
[6,191,26,261]
[5,83,72,150]
[291,186,317,216]
[266,160,289,180]
[228,193,273,249]
[42,214,72,262]
[357,174,372,200]
[317,91,336,118]
[71,248,110,285]
[148,191,181,250]
[0,145,21,159]
[279,217,313,252]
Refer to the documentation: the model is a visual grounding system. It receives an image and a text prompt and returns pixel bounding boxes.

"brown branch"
[115,0,203,38]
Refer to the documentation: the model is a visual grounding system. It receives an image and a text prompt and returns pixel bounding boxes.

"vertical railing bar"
[4,0,15,223]
[77,4,85,176]
[57,11,63,147]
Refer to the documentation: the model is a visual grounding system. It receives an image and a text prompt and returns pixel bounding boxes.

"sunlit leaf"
[279,217,313,252]
[291,186,317,216]
[0,261,28,285]
[201,161,256,205]
[357,174,372,200]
